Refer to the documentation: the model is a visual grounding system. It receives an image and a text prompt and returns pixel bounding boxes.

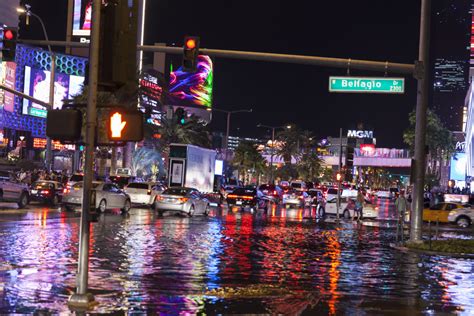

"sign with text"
[329,77,405,93]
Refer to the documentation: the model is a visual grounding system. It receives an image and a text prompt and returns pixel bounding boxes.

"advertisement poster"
[0,61,16,112]
[450,152,467,181]
[22,66,85,118]
[170,160,184,187]
[72,0,92,37]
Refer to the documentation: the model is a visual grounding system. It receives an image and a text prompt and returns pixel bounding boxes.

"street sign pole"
[68,0,101,309]
[411,0,431,242]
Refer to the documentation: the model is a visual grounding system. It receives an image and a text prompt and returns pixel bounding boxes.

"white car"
[62,181,131,212]
[290,180,307,192]
[322,197,378,219]
[448,207,474,228]
[125,182,167,206]
[282,191,309,208]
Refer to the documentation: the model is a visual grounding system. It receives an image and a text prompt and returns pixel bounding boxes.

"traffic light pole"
[336,127,342,221]
[68,0,101,309]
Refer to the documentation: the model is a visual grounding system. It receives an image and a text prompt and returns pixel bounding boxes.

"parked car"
[30,180,64,205]
[62,181,131,212]
[125,182,167,207]
[0,171,29,208]
[66,173,84,191]
[155,187,210,216]
[282,190,310,208]
[326,187,342,201]
[448,207,474,228]
[221,178,243,198]
[227,187,266,210]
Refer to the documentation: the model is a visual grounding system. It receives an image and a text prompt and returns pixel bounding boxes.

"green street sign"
[329,76,405,94]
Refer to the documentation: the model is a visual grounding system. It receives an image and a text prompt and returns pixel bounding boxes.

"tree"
[232,141,266,184]
[297,150,323,182]
[276,124,299,165]
[403,109,455,186]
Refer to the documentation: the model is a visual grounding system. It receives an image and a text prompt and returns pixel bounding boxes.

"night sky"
[18,0,424,148]
[146,0,421,147]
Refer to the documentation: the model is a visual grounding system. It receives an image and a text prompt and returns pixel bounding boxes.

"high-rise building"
[431,0,471,131]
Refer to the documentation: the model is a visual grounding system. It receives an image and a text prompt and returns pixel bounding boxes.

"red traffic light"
[185,38,196,49]
[4,30,13,40]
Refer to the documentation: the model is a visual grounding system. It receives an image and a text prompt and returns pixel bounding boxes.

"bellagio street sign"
[329,76,405,94]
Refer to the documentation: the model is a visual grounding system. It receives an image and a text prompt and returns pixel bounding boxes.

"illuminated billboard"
[22,66,85,118]
[0,61,16,112]
[450,152,467,181]
[168,55,213,109]
[72,0,91,37]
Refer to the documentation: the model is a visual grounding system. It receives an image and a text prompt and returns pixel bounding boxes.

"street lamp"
[209,107,253,149]
[257,124,291,184]
[17,4,54,171]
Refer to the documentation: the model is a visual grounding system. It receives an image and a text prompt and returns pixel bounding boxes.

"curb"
[389,243,474,259]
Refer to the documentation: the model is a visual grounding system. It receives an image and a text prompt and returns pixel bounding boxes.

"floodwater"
[0,203,472,314]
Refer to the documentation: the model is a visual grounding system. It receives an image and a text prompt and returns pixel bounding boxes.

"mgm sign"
[347,130,374,139]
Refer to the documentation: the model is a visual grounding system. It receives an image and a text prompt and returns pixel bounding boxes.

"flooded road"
[0,204,472,314]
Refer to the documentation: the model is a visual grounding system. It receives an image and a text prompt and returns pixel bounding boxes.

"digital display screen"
[168,55,213,109]
[72,0,91,37]
[22,66,85,118]
[450,152,467,181]
[0,61,16,112]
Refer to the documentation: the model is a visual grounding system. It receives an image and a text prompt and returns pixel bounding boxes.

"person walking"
[354,189,365,221]
[395,191,408,242]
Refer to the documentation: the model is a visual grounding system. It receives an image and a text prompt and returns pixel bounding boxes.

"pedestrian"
[395,191,408,222]
[353,189,365,221]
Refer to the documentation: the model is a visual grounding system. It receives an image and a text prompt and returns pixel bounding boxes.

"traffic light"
[1,27,18,62]
[108,109,144,142]
[175,107,186,125]
[182,36,200,72]
[346,146,354,169]
[46,110,82,142]
[336,172,342,182]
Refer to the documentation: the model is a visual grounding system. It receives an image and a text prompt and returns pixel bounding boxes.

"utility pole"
[211,108,253,149]
[336,127,343,221]
[410,0,431,242]
[257,124,291,184]
[68,0,101,308]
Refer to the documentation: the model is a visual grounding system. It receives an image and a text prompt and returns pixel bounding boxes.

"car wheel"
[456,216,471,228]
[63,204,73,212]
[204,204,210,216]
[188,205,195,217]
[343,209,351,219]
[121,199,131,213]
[17,192,28,209]
[97,199,107,213]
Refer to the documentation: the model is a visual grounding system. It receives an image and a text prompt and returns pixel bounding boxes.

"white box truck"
[168,144,216,193]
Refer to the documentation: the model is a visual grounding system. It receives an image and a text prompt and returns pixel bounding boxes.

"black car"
[227,187,266,210]
[30,180,64,205]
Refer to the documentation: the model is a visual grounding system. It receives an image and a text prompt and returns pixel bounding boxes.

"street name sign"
[329,76,405,94]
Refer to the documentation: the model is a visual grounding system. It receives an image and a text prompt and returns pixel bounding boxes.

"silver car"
[154,187,210,217]
[62,181,131,212]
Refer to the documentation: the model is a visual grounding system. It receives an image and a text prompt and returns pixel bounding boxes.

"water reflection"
[0,206,469,314]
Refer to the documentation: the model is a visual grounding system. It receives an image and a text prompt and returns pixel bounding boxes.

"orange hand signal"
[110,112,127,138]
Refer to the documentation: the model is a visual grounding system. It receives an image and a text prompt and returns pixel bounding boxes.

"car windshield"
[291,183,302,188]
[127,183,149,189]
[32,182,54,189]
[69,174,84,182]
[259,185,275,190]
[232,188,256,196]
[162,188,190,196]
[110,176,131,185]
[308,190,321,197]
[327,188,338,194]
[227,179,238,186]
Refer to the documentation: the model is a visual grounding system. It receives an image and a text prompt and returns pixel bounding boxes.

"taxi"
[423,202,467,223]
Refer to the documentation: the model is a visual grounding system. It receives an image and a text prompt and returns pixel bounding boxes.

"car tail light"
[41,190,50,194]
[273,190,278,195]
[299,195,304,199]
[147,189,152,195]
[227,194,237,198]
[63,188,69,194]
[242,196,254,200]
[156,195,164,201]
[178,197,188,203]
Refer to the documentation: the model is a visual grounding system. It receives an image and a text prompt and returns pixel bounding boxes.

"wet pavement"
[0,202,472,314]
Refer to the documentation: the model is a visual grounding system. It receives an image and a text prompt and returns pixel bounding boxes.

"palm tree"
[233,141,266,184]
[276,124,299,165]
[158,110,211,148]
